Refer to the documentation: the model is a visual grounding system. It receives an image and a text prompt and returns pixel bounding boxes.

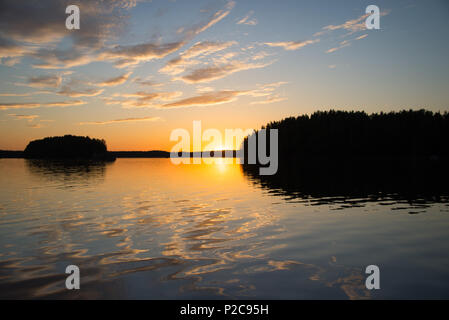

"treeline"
[243,109,449,159]
[0,150,23,158]
[24,135,114,160]
[241,109,449,202]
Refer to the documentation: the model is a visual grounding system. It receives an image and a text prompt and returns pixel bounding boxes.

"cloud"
[355,34,368,40]
[1,56,21,66]
[326,34,367,54]
[237,11,258,26]
[260,81,288,88]
[196,86,215,93]
[314,10,390,37]
[1,0,236,70]
[106,91,182,108]
[8,114,39,121]
[264,39,320,51]
[57,86,104,97]
[159,41,236,75]
[100,1,236,69]
[182,1,235,37]
[182,41,236,59]
[39,100,86,107]
[30,48,98,69]
[100,41,186,68]
[326,40,351,53]
[162,90,249,108]
[0,35,32,59]
[0,0,139,69]
[0,92,31,97]
[0,102,40,110]
[132,77,163,87]
[96,72,132,87]
[250,95,287,105]
[316,14,368,36]
[214,51,240,64]
[0,0,138,46]
[159,56,200,75]
[252,51,270,61]
[178,60,272,84]
[0,100,85,110]
[27,123,44,129]
[79,116,161,125]
[20,75,62,88]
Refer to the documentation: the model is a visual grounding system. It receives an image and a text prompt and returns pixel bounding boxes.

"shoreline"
[0,150,240,159]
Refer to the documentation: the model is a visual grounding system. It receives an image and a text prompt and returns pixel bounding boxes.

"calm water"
[1,158,449,299]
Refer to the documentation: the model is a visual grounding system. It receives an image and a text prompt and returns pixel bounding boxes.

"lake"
[1,158,448,299]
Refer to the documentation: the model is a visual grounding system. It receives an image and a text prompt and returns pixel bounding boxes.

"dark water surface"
[1,158,448,299]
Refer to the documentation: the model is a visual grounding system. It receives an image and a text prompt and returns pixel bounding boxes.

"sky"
[1,0,449,151]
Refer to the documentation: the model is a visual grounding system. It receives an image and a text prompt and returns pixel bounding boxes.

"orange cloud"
[79,116,161,125]
[264,39,320,51]
[162,90,249,108]
[57,86,104,97]
[178,60,271,83]
[97,72,132,87]
[0,100,85,110]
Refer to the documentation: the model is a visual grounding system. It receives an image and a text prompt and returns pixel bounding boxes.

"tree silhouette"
[24,135,114,160]
[242,109,449,160]
[241,109,449,205]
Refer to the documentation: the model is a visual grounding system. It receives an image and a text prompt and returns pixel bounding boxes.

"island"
[23,135,116,161]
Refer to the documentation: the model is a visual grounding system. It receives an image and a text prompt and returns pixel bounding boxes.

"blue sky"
[1,0,448,150]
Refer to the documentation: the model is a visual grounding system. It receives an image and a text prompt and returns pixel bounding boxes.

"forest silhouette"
[241,109,449,205]
[243,109,449,159]
[23,135,115,161]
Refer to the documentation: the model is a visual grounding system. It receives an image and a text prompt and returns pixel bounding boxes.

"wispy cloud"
[19,75,62,88]
[315,10,390,37]
[264,39,320,51]
[326,40,351,53]
[159,56,200,76]
[250,95,287,105]
[31,49,98,70]
[132,77,163,87]
[182,1,235,37]
[100,1,236,69]
[8,114,39,121]
[96,72,132,87]
[237,11,258,26]
[182,41,236,59]
[100,41,186,68]
[57,86,104,97]
[27,123,44,129]
[80,116,161,125]
[326,34,368,54]
[0,100,85,110]
[162,90,250,108]
[105,91,182,108]
[355,34,368,40]
[7,113,53,128]
[260,81,288,88]
[0,92,31,97]
[178,60,272,84]
[159,41,236,75]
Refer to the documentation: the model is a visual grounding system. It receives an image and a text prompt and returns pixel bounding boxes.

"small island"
[24,135,116,161]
